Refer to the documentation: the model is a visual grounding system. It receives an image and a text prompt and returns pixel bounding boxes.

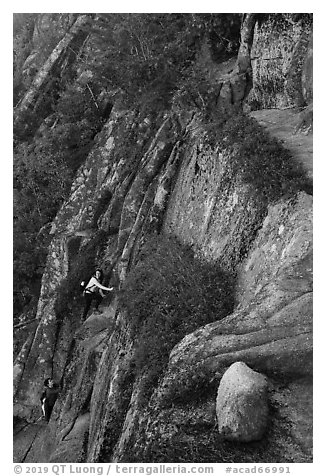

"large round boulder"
[216,361,269,442]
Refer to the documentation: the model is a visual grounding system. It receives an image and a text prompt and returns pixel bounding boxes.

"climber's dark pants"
[82,292,103,320]
[42,400,54,422]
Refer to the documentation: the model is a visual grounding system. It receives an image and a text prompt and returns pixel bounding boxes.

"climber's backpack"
[80,275,98,295]
[80,277,92,295]
[80,280,87,295]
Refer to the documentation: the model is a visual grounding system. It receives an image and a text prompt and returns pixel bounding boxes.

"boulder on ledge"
[216,361,269,442]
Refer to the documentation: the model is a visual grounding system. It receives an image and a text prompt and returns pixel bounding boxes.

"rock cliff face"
[14,14,313,463]
[246,14,312,110]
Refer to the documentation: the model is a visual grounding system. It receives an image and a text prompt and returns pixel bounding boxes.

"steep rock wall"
[105,191,311,463]
[246,15,312,110]
[14,14,313,464]
[13,105,167,417]
[163,132,267,273]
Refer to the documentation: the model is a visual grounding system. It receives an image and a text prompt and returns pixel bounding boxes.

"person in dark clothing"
[82,269,113,320]
[40,378,59,422]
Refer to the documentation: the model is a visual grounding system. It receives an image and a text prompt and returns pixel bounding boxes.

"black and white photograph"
[12,6,315,470]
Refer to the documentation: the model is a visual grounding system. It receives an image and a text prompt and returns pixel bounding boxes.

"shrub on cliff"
[87,13,242,112]
[207,113,311,203]
[118,235,234,398]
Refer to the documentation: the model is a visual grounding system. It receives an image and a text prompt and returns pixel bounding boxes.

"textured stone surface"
[109,185,313,461]
[216,362,269,442]
[13,420,47,463]
[302,33,313,104]
[87,313,134,463]
[236,191,312,307]
[247,16,312,109]
[155,292,312,409]
[164,138,266,271]
[50,413,90,463]
[271,377,312,457]
[156,191,312,405]
[13,15,313,464]
[249,110,313,179]
[13,109,135,419]
[14,303,116,462]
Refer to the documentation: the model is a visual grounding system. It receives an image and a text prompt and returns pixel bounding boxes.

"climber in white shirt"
[82,269,113,319]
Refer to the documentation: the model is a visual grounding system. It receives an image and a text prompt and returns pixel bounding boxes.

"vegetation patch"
[127,397,311,463]
[118,235,235,403]
[206,113,311,204]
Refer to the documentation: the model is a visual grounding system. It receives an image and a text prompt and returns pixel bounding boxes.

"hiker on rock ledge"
[82,268,113,320]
